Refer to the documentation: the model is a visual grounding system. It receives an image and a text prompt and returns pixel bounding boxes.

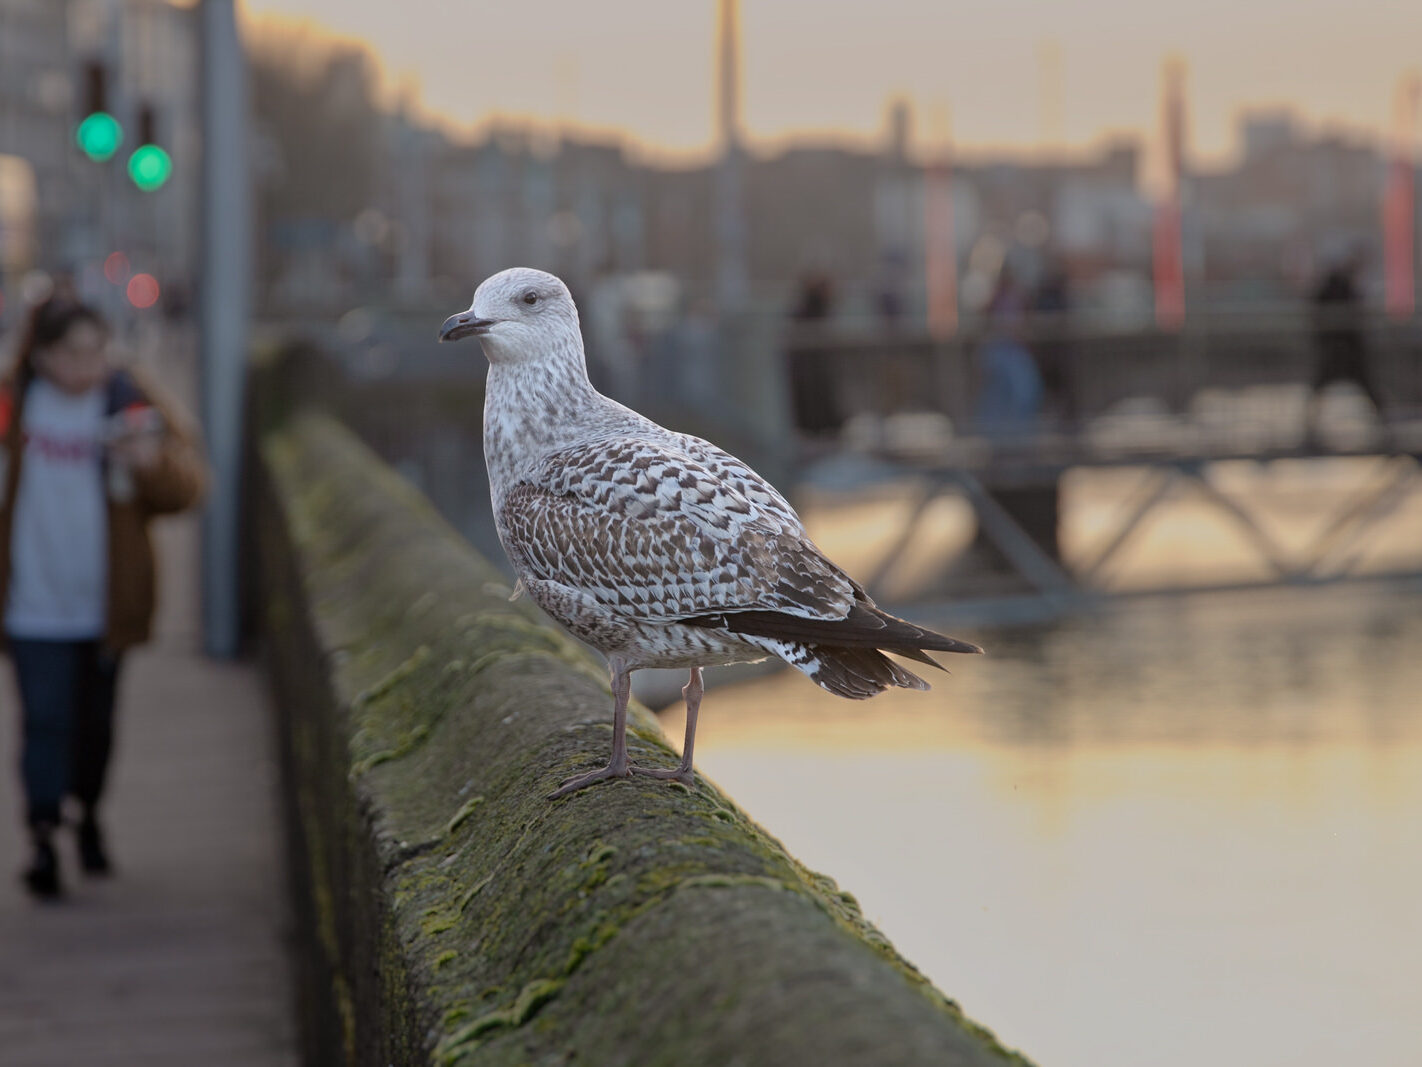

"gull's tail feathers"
[684,601,983,684]
[738,637,930,699]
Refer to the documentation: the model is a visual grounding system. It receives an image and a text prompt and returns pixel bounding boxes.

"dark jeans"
[8,637,122,829]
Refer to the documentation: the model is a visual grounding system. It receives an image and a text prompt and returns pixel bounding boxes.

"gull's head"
[438,267,581,365]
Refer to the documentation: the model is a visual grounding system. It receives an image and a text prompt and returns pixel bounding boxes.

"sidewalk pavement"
[0,487,298,1064]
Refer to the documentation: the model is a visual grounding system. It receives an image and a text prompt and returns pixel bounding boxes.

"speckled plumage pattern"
[440,267,980,795]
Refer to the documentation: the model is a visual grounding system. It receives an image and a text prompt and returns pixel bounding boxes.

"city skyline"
[235,0,1419,163]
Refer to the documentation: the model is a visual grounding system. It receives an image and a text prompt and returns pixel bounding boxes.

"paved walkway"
[0,462,297,1063]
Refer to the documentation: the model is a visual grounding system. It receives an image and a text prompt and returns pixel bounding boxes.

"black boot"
[23,825,62,900]
[77,813,111,876]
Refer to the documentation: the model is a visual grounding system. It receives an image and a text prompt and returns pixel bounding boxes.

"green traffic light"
[77,112,123,162]
[128,144,172,191]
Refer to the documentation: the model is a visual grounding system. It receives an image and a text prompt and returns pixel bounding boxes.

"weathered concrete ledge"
[259,411,1032,1067]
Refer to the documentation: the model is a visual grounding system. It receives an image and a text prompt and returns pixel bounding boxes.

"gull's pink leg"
[632,667,702,786]
[549,658,634,799]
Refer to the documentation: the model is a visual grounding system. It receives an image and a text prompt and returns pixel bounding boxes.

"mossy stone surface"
[261,413,1034,1066]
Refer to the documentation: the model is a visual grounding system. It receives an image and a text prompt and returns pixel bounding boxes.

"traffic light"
[128,104,172,191]
[76,60,122,162]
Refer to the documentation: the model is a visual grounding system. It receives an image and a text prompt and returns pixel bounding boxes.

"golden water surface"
[670,468,1422,1067]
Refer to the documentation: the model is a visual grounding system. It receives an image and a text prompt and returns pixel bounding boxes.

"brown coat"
[0,367,206,651]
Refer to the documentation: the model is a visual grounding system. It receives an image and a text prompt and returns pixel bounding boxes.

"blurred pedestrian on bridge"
[787,270,842,436]
[974,265,1044,439]
[1,295,205,899]
[1307,250,1383,445]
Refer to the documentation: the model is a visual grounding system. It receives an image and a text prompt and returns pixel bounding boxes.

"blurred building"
[1196,111,1382,302]
[247,28,1406,333]
[428,128,647,294]
[0,0,199,318]
[323,102,1399,330]
[382,104,1158,325]
[380,97,437,303]
[0,0,74,297]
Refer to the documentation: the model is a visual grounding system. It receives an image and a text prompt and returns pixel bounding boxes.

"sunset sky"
[236,0,1419,161]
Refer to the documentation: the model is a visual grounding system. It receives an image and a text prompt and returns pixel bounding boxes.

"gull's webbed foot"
[548,761,632,799]
[629,762,695,787]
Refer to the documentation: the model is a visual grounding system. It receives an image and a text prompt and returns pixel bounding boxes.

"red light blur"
[104,252,130,286]
[127,273,160,309]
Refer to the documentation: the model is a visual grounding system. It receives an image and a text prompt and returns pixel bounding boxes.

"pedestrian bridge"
[780,311,1422,618]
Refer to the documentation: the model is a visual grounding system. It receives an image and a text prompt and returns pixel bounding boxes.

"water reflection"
[676,586,1422,1067]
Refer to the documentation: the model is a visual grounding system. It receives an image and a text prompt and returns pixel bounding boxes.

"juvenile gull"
[439,267,982,798]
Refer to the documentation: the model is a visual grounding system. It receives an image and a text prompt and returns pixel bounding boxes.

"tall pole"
[199,0,251,657]
[1153,57,1186,331]
[1383,75,1419,320]
[714,0,747,314]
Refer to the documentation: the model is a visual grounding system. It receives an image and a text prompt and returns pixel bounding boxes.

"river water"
[661,472,1422,1067]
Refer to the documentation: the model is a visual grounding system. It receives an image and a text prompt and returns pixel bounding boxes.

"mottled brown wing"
[666,430,803,523]
[499,441,856,622]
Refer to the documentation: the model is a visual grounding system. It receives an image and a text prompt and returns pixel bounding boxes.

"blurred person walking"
[1031,258,1076,427]
[974,266,1044,438]
[787,271,841,436]
[1307,251,1383,445]
[2,296,204,899]
[956,266,1057,591]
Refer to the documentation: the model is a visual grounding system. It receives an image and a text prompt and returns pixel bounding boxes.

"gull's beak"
[438,311,496,342]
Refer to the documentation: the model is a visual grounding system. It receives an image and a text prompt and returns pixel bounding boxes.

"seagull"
[439,268,982,799]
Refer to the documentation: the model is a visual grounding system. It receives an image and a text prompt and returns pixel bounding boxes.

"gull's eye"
[522,290,539,306]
